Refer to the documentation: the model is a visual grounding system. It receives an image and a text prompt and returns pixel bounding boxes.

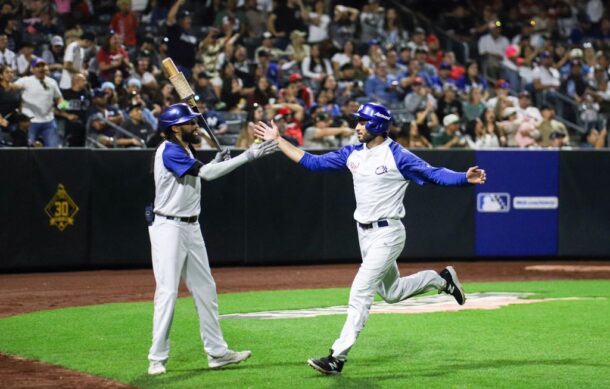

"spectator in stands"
[330,4,358,51]
[243,0,267,38]
[497,107,521,146]
[311,89,341,119]
[412,103,439,143]
[213,0,245,35]
[465,118,500,149]
[351,54,371,82]
[219,61,247,112]
[304,0,330,45]
[86,87,123,130]
[193,71,220,108]
[515,121,540,148]
[285,30,310,64]
[249,76,275,107]
[580,127,608,148]
[331,39,355,75]
[443,51,465,81]
[267,0,307,49]
[514,91,542,125]
[8,113,34,147]
[437,83,463,120]
[481,107,506,146]
[561,59,588,102]
[407,27,428,52]
[434,113,467,148]
[456,60,489,94]
[166,1,197,78]
[86,111,115,147]
[301,43,333,84]
[111,0,138,48]
[547,130,571,149]
[97,31,132,82]
[364,60,399,105]
[28,12,60,39]
[303,111,352,149]
[359,0,384,42]
[197,98,228,137]
[268,103,304,146]
[131,51,158,91]
[236,103,265,148]
[40,36,65,82]
[385,48,406,79]
[436,62,457,92]
[404,77,436,117]
[16,42,37,76]
[463,87,488,123]
[255,31,284,64]
[59,32,95,90]
[0,64,20,124]
[443,4,476,43]
[413,47,440,87]
[58,73,90,147]
[118,102,150,147]
[486,79,518,112]
[255,49,280,89]
[533,50,561,104]
[0,33,16,69]
[14,58,64,147]
[396,120,432,149]
[426,35,444,69]
[153,81,177,110]
[378,7,407,48]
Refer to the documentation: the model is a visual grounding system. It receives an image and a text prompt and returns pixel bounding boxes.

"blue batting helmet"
[158,103,199,128]
[353,102,392,135]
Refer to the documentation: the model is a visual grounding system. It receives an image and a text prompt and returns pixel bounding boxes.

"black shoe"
[307,350,344,375]
[439,266,466,305]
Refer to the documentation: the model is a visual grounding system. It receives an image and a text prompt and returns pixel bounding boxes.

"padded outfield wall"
[0,149,608,271]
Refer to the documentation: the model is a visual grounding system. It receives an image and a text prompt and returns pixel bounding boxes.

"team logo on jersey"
[348,161,359,172]
[477,193,510,212]
[375,165,388,175]
[44,184,79,231]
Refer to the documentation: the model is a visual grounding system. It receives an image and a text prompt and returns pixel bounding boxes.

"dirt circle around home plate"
[1,261,609,388]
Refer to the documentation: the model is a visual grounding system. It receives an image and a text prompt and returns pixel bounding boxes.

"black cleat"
[439,266,466,305]
[307,350,344,375]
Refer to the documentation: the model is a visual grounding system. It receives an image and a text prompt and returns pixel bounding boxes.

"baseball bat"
[161,57,223,151]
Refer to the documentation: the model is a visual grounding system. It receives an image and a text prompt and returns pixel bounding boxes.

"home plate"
[220,293,600,320]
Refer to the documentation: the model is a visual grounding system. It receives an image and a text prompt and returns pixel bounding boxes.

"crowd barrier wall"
[0,149,608,272]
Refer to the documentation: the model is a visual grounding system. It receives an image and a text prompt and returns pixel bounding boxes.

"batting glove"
[214,148,231,163]
[246,139,279,161]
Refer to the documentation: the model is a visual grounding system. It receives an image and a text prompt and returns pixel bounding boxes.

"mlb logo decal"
[477,193,510,213]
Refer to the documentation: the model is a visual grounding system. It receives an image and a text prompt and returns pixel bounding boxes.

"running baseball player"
[147,103,278,375]
[253,102,486,375]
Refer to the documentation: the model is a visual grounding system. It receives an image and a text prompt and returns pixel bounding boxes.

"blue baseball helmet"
[158,103,199,128]
[353,102,392,135]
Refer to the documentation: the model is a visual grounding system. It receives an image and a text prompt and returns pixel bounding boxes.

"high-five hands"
[466,166,487,184]
[246,139,279,160]
[252,120,280,142]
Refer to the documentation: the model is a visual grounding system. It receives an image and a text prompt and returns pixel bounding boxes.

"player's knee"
[380,293,401,304]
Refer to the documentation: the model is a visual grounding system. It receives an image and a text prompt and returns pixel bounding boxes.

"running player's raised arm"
[390,143,486,186]
[253,120,352,172]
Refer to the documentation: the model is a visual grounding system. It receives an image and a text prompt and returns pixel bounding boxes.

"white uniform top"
[299,138,468,224]
[153,140,203,217]
[60,41,84,89]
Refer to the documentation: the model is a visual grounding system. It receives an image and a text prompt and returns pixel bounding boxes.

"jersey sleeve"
[162,142,200,178]
[390,142,468,186]
[298,145,357,172]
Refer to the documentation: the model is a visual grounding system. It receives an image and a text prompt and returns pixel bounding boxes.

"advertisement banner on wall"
[475,150,559,256]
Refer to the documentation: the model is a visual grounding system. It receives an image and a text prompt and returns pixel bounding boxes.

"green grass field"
[1,280,609,388]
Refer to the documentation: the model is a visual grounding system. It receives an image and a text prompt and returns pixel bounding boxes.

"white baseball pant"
[148,217,228,363]
[331,219,446,360]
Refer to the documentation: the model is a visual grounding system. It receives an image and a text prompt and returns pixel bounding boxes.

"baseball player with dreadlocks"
[253,102,486,375]
[147,103,278,375]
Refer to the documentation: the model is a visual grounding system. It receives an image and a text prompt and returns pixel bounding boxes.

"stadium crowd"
[0,0,608,149]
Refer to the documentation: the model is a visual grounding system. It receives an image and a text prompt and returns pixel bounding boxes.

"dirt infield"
[1,261,609,388]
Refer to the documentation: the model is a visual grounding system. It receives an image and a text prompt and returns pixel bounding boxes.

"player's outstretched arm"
[466,166,487,184]
[197,140,278,181]
[253,120,305,163]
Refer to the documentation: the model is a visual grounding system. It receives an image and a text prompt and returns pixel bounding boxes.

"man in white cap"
[434,113,467,148]
[41,35,65,82]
